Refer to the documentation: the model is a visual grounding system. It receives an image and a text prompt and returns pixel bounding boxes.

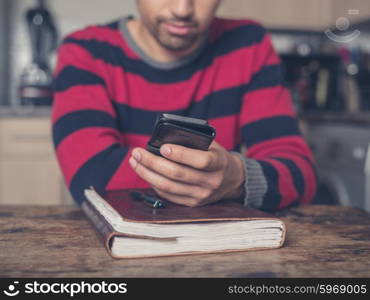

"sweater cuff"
[231,152,268,208]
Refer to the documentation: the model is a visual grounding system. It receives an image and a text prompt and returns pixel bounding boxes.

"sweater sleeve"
[52,34,149,205]
[238,29,317,210]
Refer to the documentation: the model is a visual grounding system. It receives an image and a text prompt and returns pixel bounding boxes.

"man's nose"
[170,0,194,20]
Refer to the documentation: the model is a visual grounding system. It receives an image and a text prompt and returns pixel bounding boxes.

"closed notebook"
[82,187,286,259]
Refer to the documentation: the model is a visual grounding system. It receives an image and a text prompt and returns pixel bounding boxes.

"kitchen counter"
[2,109,369,123]
[301,112,370,125]
[1,204,370,277]
[0,106,51,118]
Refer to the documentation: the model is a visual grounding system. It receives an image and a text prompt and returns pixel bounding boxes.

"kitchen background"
[0,0,369,211]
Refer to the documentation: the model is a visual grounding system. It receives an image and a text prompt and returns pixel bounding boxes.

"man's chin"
[160,43,193,52]
[157,35,198,52]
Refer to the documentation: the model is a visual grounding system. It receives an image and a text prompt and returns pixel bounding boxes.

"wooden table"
[1,205,370,278]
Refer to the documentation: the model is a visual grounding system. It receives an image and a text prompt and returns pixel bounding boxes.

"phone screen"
[149,122,213,151]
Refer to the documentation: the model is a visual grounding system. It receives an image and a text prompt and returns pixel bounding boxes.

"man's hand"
[129,141,246,207]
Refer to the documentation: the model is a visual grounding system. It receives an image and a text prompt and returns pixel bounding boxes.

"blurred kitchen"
[0,0,369,210]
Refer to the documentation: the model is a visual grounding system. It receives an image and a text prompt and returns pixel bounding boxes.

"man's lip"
[162,22,195,36]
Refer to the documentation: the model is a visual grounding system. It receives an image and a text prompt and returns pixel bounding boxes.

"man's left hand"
[129,141,245,207]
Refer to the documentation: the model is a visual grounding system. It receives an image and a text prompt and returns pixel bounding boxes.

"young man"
[52,0,317,209]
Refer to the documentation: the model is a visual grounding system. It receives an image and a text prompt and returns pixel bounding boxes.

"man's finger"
[131,147,207,185]
[159,143,222,171]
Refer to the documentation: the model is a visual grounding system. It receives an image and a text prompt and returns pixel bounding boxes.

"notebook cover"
[104,188,274,224]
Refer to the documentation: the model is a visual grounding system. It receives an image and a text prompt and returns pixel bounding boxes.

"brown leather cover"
[105,189,272,223]
[82,188,286,259]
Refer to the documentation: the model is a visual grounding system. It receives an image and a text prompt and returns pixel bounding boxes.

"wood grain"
[0,205,370,278]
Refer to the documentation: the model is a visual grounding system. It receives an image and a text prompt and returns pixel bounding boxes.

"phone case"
[147,114,216,156]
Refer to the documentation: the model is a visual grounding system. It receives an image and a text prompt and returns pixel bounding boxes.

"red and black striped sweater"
[52,16,317,210]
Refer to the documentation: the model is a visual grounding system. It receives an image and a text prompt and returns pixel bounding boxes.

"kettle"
[19,0,58,106]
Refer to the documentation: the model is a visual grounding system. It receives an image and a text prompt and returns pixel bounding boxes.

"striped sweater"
[52,16,317,210]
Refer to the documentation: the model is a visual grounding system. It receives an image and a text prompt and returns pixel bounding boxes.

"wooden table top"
[1,204,370,278]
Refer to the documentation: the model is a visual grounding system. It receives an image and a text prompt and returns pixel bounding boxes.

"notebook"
[82,187,286,259]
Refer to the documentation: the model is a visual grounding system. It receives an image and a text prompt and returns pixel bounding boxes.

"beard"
[144,17,201,52]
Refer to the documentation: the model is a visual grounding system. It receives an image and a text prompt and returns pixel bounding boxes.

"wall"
[218,0,332,30]
[49,0,137,37]
[218,0,370,29]
[331,0,370,24]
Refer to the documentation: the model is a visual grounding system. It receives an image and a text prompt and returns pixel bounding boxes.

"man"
[52,0,317,210]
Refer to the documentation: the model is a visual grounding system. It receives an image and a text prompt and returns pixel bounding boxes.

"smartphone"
[147,114,216,156]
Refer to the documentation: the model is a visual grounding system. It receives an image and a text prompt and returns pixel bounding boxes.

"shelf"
[300,112,370,125]
[0,106,51,118]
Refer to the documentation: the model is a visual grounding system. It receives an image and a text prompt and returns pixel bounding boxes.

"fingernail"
[132,149,141,161]
[129,157,137,168]
[161,145,171,156]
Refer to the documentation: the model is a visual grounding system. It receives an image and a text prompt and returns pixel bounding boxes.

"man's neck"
[127,18,204,64]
